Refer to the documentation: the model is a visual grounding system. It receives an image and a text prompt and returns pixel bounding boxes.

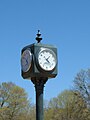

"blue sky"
[0,0,90,103]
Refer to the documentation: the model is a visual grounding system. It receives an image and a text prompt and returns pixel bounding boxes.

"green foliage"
[44,90,90,120]
[0,82,30,120]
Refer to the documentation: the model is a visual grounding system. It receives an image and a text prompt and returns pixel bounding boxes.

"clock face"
[21,49,32,72]
[38,48,57,71]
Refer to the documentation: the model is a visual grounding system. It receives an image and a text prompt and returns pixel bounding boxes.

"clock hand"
[46,56,50,60]
[26,59,28,64]
[46,56,50,63]
[46,59,50,63]
[23,57,28,66]
[44,56,50,63]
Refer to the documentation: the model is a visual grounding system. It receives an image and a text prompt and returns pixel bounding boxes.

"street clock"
[21,30,58,120]
[21,31,58,80]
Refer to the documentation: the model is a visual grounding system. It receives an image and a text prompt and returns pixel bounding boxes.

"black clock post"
[21,30,58,120]
[31,77,48,120]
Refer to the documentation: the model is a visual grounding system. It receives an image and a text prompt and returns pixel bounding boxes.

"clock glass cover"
[38,48,57,71]
[21,49,32,72]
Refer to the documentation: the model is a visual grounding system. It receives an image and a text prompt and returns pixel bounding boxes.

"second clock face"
[21,49,32,72]
[38,48,57,71]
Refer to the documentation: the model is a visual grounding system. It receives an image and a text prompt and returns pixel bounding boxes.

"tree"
[73,69,90,120]
[0,82,29,120]
[73,69,90,107]
[45,90,89,120]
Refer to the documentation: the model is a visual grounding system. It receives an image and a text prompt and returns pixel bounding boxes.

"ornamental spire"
[36,30,42,43]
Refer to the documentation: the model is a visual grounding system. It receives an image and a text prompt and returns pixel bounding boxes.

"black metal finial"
[36,30,42,43]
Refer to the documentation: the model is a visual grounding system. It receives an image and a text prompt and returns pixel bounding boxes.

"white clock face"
[21,49,32,72]
[38,48,57,71]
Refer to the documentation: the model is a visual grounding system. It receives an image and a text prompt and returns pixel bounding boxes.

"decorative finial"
[36,30,42,43]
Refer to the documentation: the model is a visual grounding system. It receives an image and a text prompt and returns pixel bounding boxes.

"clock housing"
[21,43,58,80]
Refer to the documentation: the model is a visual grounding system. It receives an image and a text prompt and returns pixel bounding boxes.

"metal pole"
[32,78,47,120]
[35,80,44,120]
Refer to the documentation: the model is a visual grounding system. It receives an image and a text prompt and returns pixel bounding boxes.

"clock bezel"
[21,49,32,72]
[36,48,57,72]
